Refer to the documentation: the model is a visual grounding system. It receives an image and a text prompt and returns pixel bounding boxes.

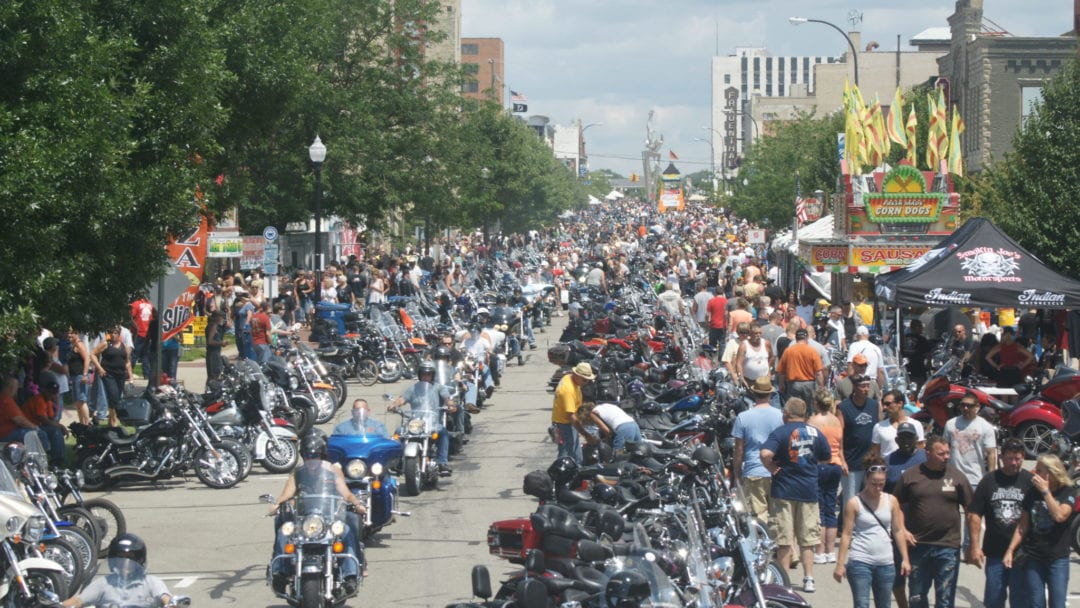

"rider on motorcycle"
[431,334,484,415]
[61,534,174,607]
[268,433,368,594]
[509,286,537,351]
[332,399,388,437]
[388,360,455,475]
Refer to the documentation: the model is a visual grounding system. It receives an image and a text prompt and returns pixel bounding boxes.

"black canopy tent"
[875,218,1080,310]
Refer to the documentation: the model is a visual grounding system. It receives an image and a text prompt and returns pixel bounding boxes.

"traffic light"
[629,173,639,182]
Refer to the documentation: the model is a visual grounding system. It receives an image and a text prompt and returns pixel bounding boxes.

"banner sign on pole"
[208,234,243,258]
[160,216,209,342]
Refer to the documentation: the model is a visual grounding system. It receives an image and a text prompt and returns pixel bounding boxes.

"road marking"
[159,576,199,588]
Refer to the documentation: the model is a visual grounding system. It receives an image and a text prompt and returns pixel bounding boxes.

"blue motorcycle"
[326,432,408,539]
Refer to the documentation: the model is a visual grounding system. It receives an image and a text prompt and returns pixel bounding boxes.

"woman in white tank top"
[834,459,911,608]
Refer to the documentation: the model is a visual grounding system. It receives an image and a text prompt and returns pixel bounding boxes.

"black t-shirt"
[901,332,931,376]
[1020,486,1076,560]
[838,398,880,471]
[969,469,1033,558]
[1017,312,1040,342]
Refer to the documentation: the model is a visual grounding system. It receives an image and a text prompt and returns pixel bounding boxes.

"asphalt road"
[73,318,1080,608]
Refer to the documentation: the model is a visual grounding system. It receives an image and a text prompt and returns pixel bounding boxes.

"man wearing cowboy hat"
[550,362,598,463]
[732,376,784,529]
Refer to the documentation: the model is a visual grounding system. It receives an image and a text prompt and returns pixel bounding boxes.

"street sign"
[262,225,278,241]
[263,242,279,276]
[747,229,766,244]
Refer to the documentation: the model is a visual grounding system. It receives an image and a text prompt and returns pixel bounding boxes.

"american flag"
[795,195,808,225]
[510,90,527,102]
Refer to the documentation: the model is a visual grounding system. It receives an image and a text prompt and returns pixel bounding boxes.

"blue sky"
[463,0,1074,176]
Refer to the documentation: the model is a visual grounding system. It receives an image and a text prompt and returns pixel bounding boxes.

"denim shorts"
[68,375,88,401]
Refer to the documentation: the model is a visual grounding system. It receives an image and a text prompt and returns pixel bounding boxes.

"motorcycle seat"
[572,565,607,593]
[987,397,1014,412]
[106,431,139,446]
[315,347,339,357]
[556,487,593,505]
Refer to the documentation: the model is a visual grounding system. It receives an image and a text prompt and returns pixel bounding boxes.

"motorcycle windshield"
[101,557,150,587]
[602,524,681,608]
[406,382,442,414]
[22,433,49,470]
[435,361,456,388]
[0,461,21,496]
[295,473,343,518]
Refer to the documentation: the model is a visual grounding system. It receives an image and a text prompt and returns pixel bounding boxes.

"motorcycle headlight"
[44,474,58,491]
[289,376,300,390]
[74,470,85,488]
[301,515,326,539]
[279,521,296,536]
[370,463,384,476]
[345,459,368,479]
[5,517,21,533]
[708,557,735,582]
[406,418,426,435]
[330,521,346,536]
[23,516,45,543]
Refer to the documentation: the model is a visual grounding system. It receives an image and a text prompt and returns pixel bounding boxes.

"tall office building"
[461,38,505,104]
[424,0,461,64]
[710,48,838,174]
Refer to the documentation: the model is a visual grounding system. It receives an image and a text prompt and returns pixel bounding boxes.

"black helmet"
[3,443,25,467]
[691,445,720,466]
[433,345,453,361]
[546,456,579,487]
[418,360,436,377]
[604,570,650,608]
[108,533,148,567]
[300,433,327,460]
[591,483,620,506]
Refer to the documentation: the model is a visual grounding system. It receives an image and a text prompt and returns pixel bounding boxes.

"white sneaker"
[803,576,815,593]
[812,553,828,564]
[827,552,837,563]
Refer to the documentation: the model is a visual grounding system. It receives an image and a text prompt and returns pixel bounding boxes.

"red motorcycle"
[914,358,1064,457]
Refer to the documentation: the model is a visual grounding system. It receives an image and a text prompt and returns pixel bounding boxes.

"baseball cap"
[856,326,870,336]
[896,421,919,436]
[852,353,869,365]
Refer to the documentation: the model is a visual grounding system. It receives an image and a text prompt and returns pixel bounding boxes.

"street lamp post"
[701,126,725,193]
[579,121,603,179]
[789,17,859,86]
[309,135,327,303]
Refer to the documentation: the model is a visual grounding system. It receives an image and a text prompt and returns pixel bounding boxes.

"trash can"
[315,302,351,337]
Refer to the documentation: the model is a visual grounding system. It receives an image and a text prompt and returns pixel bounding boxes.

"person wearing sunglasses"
[834,456,911,608]
[894,435,973,608]
[871,390,925,459]
[943,391,998,490]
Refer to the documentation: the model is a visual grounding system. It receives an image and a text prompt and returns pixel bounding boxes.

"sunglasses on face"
[962,401,979,408]
[867,465,888,473]
[881,400,896,405]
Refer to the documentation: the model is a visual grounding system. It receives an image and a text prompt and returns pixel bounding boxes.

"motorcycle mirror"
[259,494,276,504]
[471,565,492,600]
[382,394,394,401]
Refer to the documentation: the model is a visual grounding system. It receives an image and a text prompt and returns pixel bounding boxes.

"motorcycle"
[71,387,246,490]
[281,340,342,425]
[264,484,360,608]
[44,557,193,607]
[434,359,471,455]
[204,360,301,475]
[326,428,408,540]
[0,449,76,603]
[914,357,1063,457]
[386,393,449,497]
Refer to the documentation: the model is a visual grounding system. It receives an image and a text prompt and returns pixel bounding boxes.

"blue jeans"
[0,428,46,447]
[817,463,842,528]
[612,422,642,450]
[908,544,960,608]
[89,376,108,420]
[434,426,449,465]
[1022,557,1070,608]
[984,555,1025,608]
[254,344,272,364]
[553,422,582,463]
[847,560,896,608]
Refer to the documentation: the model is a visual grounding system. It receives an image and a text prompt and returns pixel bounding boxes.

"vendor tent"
[587,194,603,206]
[875,218,1080,309]
[604,190,625,201]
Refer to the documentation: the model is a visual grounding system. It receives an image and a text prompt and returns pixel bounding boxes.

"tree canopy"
[0,0,585,366]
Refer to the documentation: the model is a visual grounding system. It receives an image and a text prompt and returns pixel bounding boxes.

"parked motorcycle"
[0,456,70,604]
[71,387,246,490]
[915,357,1063,457]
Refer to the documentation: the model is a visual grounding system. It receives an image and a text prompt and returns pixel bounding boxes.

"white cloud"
[463,0,1073,175]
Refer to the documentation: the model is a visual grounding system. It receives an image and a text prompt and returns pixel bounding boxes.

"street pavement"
[67,319,1080,607]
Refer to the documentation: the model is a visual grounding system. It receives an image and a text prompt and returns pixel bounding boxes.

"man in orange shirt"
[0,377,42,444]
[22,378,68,465]
[776,329,825,407]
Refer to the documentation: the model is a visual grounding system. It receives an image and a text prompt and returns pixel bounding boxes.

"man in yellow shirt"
[551,362,597,463]
[854,295,874,329]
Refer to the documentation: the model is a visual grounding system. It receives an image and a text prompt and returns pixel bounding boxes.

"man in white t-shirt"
[944,390,998,488]
[846,326,884,386]
[870,390,925,458]
[691,283,712,329]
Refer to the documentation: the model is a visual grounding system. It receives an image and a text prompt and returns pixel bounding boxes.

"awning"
[604,190,625,200]
[770,214,834,254]
[587,195,603,206]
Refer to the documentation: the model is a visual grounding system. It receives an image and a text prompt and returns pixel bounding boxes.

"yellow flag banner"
[886,87,907,149]
[947,105,966,176]
[926,92,941,169]
[934,86,950,169]
[905,106,918,165]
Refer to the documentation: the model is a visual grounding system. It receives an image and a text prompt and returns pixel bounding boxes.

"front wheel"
[1017,421,1057,458]
[39,537,83,599]
[57,525,96,578]
[377,359,403,384]
[404,455,422,497]
[284,402,315,435]
[194,443,242,489]
[78,454,110,491]
[762,559,790,587]
[261,436,299,474]
[355,359,379,387]
[4,568,67,608]
[328,373,347,407]
[56,505,101,550]
[80,498,126,554]
[299,574,325,608]
[312,389,337,425]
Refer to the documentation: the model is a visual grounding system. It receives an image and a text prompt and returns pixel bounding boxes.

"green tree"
[978,58,1080,276]
[728,110,844,227]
